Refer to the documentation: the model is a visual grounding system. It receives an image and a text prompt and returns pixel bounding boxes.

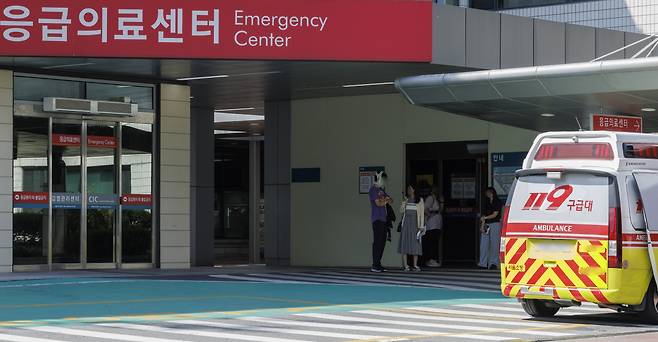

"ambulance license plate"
[506,264,526,272]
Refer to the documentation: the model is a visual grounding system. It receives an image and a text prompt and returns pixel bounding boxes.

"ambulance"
[500,131,658,322]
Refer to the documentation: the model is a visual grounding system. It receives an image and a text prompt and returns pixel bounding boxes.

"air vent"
[43,97,137,117]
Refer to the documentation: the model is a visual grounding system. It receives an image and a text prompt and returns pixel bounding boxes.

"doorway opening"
[406,141,488,267]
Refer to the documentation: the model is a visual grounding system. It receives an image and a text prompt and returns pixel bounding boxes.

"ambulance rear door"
[630,171,658,287]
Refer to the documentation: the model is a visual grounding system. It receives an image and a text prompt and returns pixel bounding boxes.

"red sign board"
[591,114,643,133]
[52,134,116,148]
[121,194,152,206]
[0,0,432,62]
[13,192,49,204]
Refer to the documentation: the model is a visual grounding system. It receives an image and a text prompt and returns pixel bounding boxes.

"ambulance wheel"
[640,282,658,324]
[521,299,560,318]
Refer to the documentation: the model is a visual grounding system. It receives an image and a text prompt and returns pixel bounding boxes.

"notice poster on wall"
[492,152,527,201]
[359,166,385,194]
[451,177,475,199]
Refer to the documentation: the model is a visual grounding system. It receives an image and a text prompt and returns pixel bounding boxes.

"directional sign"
[591,114,642,133]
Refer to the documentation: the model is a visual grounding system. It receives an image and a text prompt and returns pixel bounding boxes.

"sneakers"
[371,266,388,273]
[426,260,441,268]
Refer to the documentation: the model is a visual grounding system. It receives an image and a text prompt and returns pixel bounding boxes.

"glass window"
[87,83,154,111]
[14,77,84,102]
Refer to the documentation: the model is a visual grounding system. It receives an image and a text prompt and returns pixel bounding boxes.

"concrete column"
[264,101,291,266]
[159,84,191,269]
[249,140,261,264]
[0,70,11,273]
[190,107,215,266]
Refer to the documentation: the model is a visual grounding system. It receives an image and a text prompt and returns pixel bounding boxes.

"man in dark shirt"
[369,172,392,273]
[478,187,503,270]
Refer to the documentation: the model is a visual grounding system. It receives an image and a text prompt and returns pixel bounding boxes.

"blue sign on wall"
[52,193,82,209]
[491,152,527,200]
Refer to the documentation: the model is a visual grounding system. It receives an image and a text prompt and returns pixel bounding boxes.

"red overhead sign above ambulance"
[0,0,432,62]
[591,114,643,133]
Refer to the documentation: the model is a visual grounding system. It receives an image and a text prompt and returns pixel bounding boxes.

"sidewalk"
[570,332,658,341]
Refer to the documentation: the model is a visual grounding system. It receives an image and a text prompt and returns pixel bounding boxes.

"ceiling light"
[214,112,264,123]
[177,74,229,81]
[214,130,245,135]
[541,113,555,117]
[215,107,255,112]
[342,82,394,88]
[42,62,95,69]
[642,107,656,112]
[249,122,260,126]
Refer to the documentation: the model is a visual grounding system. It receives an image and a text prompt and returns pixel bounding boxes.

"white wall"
[290,94,538,267]
[0,70,11,272]
[159,84,191,269]
[503,0,658,35]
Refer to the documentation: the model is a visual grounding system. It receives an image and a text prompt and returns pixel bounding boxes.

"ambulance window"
[626,176,646,230]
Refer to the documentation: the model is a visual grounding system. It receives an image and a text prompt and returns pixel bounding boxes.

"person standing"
[423,187,444,267]
[370,172,392,273]
[399,184,425,272]
[478,187,503,270]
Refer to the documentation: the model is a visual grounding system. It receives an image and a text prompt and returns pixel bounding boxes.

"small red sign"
[121,194,152,206]
[52,134,116,148]
[591,114,643,133]
[13,192,49,204]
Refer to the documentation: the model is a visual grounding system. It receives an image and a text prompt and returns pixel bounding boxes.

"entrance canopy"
[396,57,658,132]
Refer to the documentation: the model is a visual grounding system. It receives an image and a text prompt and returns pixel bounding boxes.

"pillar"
[0,70,12,273]
[190,107,215,266]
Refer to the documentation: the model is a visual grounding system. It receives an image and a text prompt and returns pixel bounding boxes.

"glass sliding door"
[86,123,118,265]
[12,117,49,266]
[51,122,82,265]
[120,123,153,264]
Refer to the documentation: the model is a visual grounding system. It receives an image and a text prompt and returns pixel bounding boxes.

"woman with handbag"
[398,184,425,272]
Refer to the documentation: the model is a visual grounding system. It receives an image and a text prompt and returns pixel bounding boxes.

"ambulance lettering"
[532,224,573,233]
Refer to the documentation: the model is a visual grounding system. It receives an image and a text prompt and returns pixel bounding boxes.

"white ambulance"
[500,131,658,322]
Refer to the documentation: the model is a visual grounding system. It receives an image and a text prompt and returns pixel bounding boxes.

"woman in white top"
[398,184,425,272]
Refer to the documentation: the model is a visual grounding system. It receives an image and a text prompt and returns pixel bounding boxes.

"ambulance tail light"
[534,143,614,161]
[500,205,510,264]
[608,207,622,268]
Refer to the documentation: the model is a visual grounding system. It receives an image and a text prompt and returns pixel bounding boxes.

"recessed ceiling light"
[215,107,255,112]
[541,113,556,117]
[342,82,394,88]
[214,130,245,135]
[177,74,229,81]
[214,112,264,123]
[249,122,260,126]
[642,107,656,112]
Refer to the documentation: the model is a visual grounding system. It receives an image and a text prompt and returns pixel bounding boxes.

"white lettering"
[234,30,290,47]
[234,10,328,32]
[532,224,573,233]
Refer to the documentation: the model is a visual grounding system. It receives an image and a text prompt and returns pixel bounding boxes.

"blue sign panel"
[88,194,118,209]
[52,193,82,209]
[492,152,528,201]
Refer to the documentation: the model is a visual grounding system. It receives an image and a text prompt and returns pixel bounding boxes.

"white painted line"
[314,272,498,292]
[245,273,386,286]
[0,280,136,289]
[320,271,501,290]
[470,303,612,316]
[170,319,384,340]
[406,307,530,319]
[209,274,318,284]
[295,313,572,337]
[24,326,191,342]
[336,271,503,284]
[457,304,530,312]
[0,333,69,342]
[501,301,613,313]
[451,334,516,341]
[240,317,435,335]
[98,323,311,342]
[355,310,557,328]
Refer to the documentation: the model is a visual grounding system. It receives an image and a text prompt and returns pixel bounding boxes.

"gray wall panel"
[534,20,566,66]
[596,29,625,60]
[566,24,595,63]
[501,15,533,68]
[625,32,653,58]
[433,4,466,67]
[466,9,501,69]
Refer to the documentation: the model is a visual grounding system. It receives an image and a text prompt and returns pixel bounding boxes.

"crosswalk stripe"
[336,270,502,284]
[355,309,557,328]
[209,274,319,284]
[169,319,384,340]
[407,307,530,319]
[337,269,501,278]
[459,303,612,316]
[0,333,68,342]
[240,316,436,335]
[329,271,502,289]
[501,301,612,313]
[246,273,385,286]
[24,326,192,342]
[296,313,573,337]
[315,272,499,292]
[98,323,311,342]
[450,334,516,341]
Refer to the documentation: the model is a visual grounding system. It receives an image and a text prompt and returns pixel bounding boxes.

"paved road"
[0,268,656,341]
